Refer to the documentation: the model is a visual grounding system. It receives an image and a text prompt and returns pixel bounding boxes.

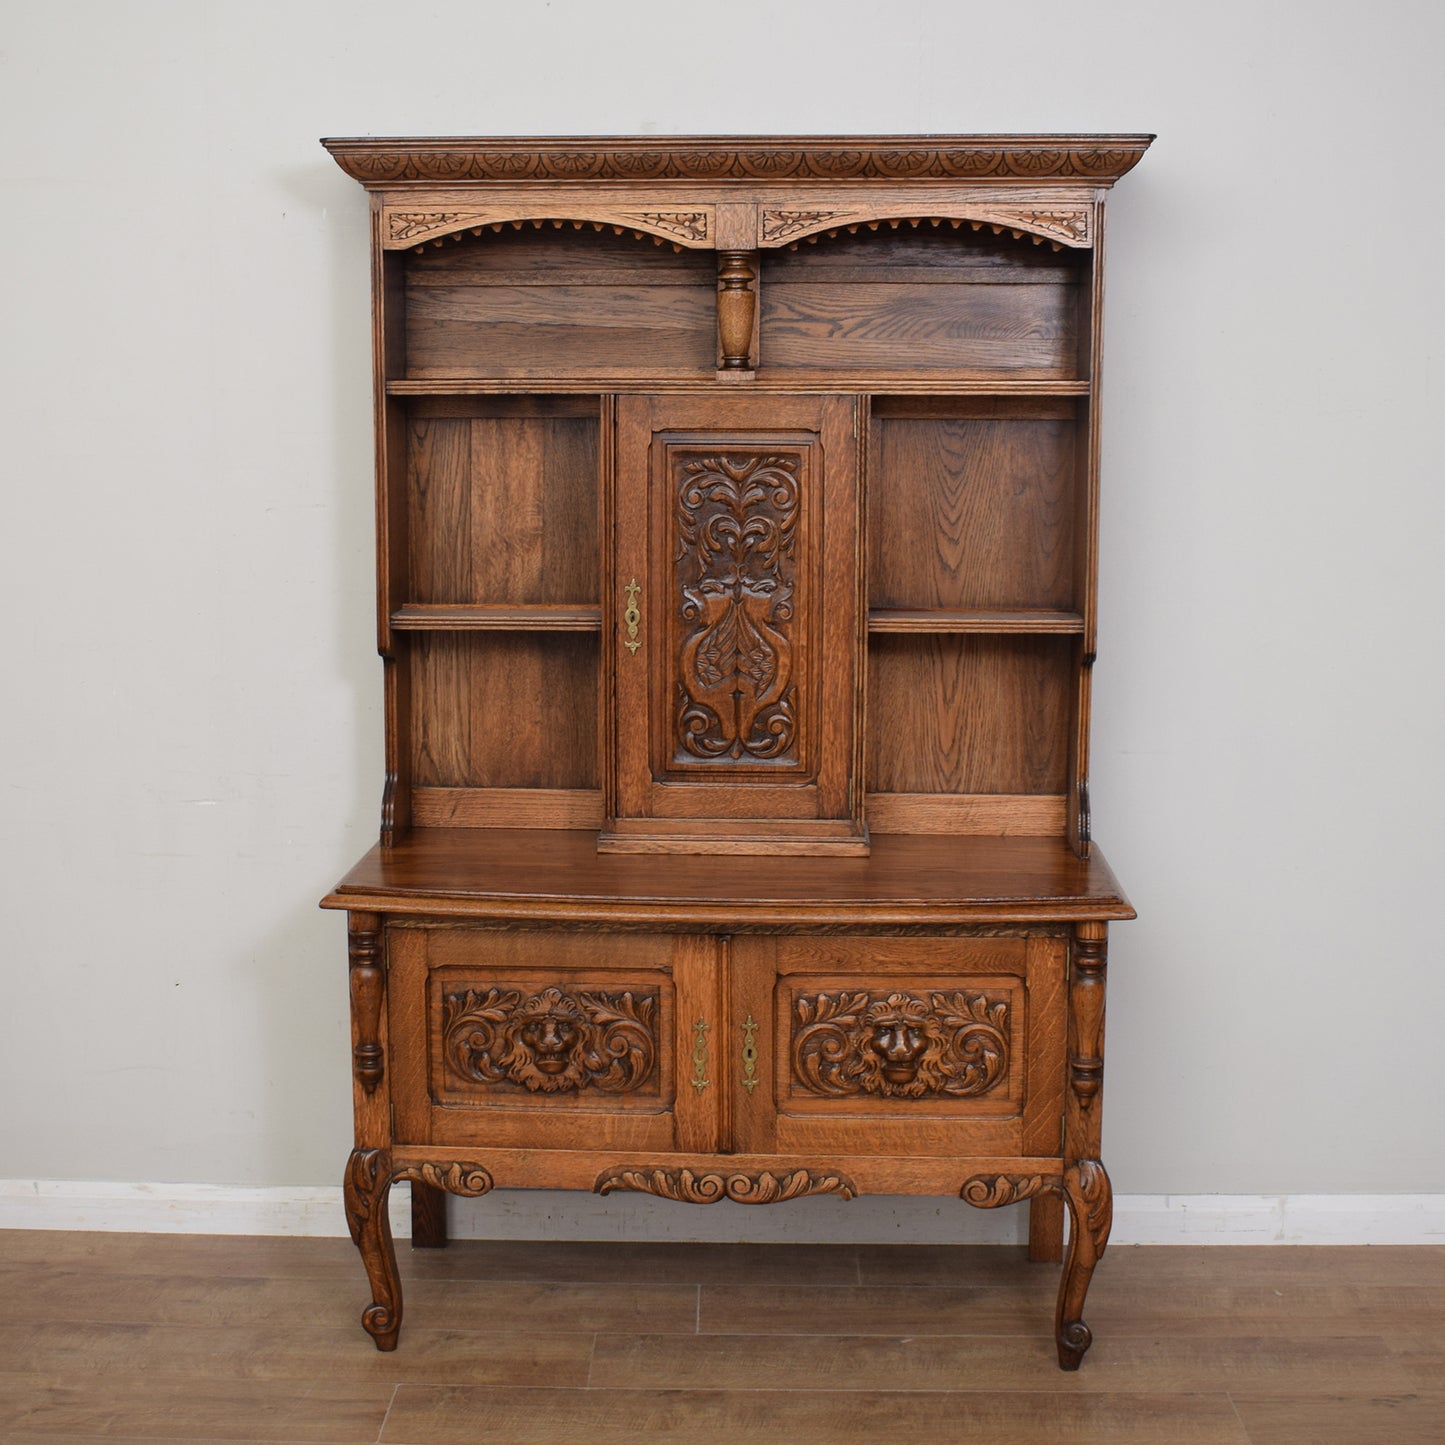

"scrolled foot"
[1054,1159,1112,1370]
[344,1147,402,1351]
[1056,1318,1092,1370]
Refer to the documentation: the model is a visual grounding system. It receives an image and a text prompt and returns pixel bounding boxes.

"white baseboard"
[2,1180,1443,1245]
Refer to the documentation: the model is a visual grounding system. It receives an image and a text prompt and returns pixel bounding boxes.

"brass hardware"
[690,1018,710,1093]
[741,1014,760,1093]
[623,578,642,655]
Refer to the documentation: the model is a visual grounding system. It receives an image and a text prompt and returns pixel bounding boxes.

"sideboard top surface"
[323,829,1134,925]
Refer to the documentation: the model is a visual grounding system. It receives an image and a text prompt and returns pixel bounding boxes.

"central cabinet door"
[602,394,865,855]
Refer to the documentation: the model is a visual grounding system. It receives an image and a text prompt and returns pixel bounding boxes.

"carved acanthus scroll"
[394,1161,495,1197]
[792,989,1010,1099]
[441,986,658,1095]
[674,451,801,763]
[596,1166,857,1204]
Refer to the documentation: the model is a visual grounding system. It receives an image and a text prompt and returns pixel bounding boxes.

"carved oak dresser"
[320,133,1149,1369]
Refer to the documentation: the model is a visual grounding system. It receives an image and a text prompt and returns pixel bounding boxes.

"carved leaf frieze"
[616,210,709,241]
[441,986,658,1095]
[1018,208,1090,242]
[388,211,468,241]
[792,989,1010,1099]
[761,209,853,242]
[674,451,801,763]
[596,1166,857,1204]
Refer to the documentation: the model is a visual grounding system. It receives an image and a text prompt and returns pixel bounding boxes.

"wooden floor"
[1,1230,1442,1443]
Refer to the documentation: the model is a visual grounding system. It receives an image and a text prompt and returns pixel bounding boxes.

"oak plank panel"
[0,1374,393,1443]
[867,635,1071,794]
[0,1268,697,1334]
[407,414,598,607]
[1231,1393,1445,1445]
[0,1230,862,1287]
[410,785,604,828]
[0,1230,363,1279]
[380,1384,1247,1445]
[409,634,599,789]
[870,417,1077,610]
[700,1282,1051,1336]
[590,1331,1421,1395]
[1085,1283,1445,1338]
[0,1320,591,1385]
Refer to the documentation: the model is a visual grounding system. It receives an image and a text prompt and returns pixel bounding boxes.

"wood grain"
[761,229,1082,377]
[323,828,1134,924]
[5,1231,1438,1445]
[405,230,716,379]
[378,1384,1248,1445]
[409,634,598,790]
[408,409,598,606]
[870,415,1077,611]
[867,635,1071,794]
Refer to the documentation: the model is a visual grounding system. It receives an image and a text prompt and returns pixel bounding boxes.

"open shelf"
[387,378,1093,397]
[868,608,1083,635]
[392,603,601,632]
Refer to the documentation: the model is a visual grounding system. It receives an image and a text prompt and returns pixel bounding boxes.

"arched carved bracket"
[394,1161,495,1197]
[382,206,714,251]
[596,1166,857,1204]
[761,207,1093,251]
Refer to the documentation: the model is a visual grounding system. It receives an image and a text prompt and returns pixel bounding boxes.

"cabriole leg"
[1055,1158,1112,1369]
[343,1147,401,1351]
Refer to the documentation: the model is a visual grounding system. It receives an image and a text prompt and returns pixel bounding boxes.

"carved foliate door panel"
[729,934,1068,1159]
[602,394,864,855]
[386,925,722,1153]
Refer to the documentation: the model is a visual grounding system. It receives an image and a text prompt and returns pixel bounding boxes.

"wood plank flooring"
[1,1230,1442,1443]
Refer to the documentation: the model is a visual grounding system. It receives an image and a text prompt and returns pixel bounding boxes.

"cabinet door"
[387,925,721,1153]
[730,934,1066,1159]
[602,393,864,854]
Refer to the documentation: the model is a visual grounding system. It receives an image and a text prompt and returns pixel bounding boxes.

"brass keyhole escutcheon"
[691,1018,710,1094]
[741,1014,759,1093]
[623,578,642,655]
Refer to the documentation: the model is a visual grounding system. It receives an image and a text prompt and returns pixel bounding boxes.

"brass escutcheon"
[741,1014,760,1092]
[691,1018,710,1094]
[623,578,642,655]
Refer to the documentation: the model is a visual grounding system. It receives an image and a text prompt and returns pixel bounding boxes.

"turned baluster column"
[1056,921,1113,1370]
[345,912,403,1348]
[716,250,759,375]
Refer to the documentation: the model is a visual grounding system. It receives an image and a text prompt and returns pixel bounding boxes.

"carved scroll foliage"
[395,1161,495,1197]
[596,1166,856,1204]
[442,986,658,1095]
[617,210,709,241]
[388,210,467,241]
[792,990,1010,1099]
[761,208,854,242]
[961,1173,1056,1209]
[674,451,801,762]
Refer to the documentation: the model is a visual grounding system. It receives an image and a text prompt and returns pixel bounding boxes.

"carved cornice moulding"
[325,134,1154,188]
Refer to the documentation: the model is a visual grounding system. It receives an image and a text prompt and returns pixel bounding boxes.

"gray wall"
[2,0,1441,1212]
